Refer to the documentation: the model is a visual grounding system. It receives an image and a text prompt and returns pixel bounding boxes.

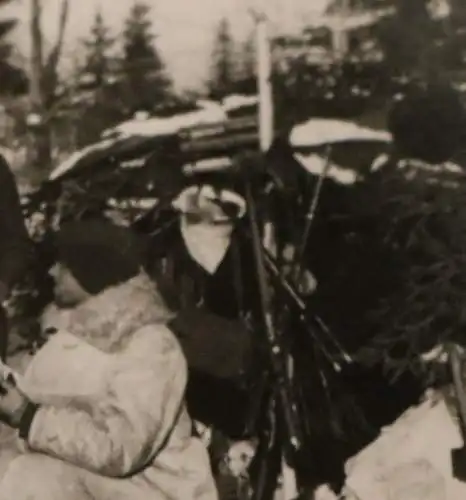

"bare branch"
[39,0,69,108]
[29,0,43,107]
[45,0,69,75]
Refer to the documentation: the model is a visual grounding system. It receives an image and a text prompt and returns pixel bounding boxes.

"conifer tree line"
[64,1,181,145]
[206,0,466,107]
[316,0,466,77]
[0,0,466,155]
[79,1,172,116]
[1,0,178,166]
[84,10,258,108]
[207,16,257,99]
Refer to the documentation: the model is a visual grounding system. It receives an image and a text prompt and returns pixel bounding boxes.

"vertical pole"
[256,13,274,152]
[252,4,297,499]
[331,0,350,61]
[256,11,296,499]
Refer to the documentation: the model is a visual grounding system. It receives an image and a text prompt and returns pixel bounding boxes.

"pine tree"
[208,17,237,99]
[76,10,125,146]
[325,0,436,76]
[121,1,170,114]
[442,0,466,68]
[238,30,256,90]
[378,0,435,75]
[0,1,14,60]
[82,9,115,88]
[0,0,27,95]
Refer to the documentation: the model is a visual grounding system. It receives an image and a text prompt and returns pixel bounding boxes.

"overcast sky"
[6,0,330,90]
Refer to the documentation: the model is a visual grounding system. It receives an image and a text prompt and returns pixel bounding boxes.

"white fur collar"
[41,273,173,353]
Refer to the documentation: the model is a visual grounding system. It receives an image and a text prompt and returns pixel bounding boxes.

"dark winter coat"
[0,155,33,358]
[0,154,32,292]
[146,215,256,436]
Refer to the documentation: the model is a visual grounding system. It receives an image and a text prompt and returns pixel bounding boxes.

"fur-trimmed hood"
[41,272,174,353]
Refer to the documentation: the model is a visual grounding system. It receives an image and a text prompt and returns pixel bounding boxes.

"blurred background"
[0,0,463,191]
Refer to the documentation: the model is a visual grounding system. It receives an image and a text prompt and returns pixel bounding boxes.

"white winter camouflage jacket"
[0,272,218,500]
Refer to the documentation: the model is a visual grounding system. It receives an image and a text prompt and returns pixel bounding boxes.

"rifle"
[244,178,305,455]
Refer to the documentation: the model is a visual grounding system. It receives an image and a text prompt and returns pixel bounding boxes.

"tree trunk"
[29,0,43,110]
[28,0,69,172]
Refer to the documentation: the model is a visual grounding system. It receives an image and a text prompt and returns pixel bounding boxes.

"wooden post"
[330,0,350,61]
[255,13,274,152]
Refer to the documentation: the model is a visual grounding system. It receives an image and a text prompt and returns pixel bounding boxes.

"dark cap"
[54,219,143,294]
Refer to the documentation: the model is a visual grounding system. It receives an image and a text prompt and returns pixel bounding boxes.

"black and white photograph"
[0,0,464,498]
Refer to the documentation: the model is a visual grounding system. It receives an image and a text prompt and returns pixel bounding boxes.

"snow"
[222,94,258,112]
[294,152,359,185]
[290,118,391,148]
[101,94,258,139]
[196,99,224,111]
[48,94,258,181]
[344,394,466,499]
[317,7,395,31]
[49,99,391,183]
[107,197,158,210]
[49,137,119,181]
[183,156,233,175]
[101,105,227,139]
[291,119,391,184]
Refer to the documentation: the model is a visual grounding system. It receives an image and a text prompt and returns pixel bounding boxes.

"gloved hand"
[0,376,30,428]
